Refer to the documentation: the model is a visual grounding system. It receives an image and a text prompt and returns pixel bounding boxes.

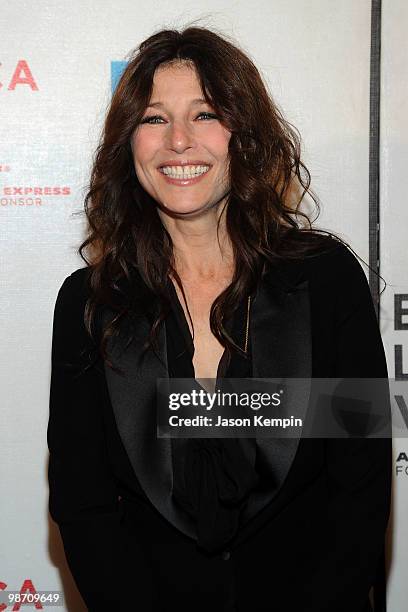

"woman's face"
[131,61,231,216]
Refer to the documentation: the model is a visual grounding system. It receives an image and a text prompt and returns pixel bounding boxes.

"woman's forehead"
[153,60,198,85]
[150,62,206,102]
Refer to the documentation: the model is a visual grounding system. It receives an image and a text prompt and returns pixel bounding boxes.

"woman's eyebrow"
[146,98,208,109]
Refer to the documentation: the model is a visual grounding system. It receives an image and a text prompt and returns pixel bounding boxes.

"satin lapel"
[242,266,312,520]
[102,299,197,539]
[103,264,312,535]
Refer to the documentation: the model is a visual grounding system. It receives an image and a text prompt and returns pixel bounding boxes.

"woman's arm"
[47,271,132,610]
[306,246,392,611]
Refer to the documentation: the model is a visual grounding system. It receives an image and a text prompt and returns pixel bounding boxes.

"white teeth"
[160,165,210,178]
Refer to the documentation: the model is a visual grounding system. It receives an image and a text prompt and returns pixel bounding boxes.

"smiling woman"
[130,62,231,216]
[47,25,391,612]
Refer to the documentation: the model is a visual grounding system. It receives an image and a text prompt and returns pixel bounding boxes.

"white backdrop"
[381,1,408,610]
[0,0,404,609]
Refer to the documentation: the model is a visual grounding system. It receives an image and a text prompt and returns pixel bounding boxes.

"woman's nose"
[166,120,194,153]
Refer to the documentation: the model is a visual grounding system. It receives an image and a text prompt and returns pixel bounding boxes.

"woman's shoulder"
[54,266,93,314]
[282,231,368,282]
[269,231,367,284]
[53,267,92,338]
[51,267,97,365]
[61,266,91,290]
[296,234,376,321]
[270,231,375,313]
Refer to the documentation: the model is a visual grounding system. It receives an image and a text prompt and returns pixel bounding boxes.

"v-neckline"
[166,277,229,381]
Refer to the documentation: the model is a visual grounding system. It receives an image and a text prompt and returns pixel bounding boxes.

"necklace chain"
[244,295,251,354]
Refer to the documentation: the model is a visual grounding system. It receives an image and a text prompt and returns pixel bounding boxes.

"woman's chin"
[158,199,214,218]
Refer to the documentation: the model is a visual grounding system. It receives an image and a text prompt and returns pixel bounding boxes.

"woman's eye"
[140,115,165,124]
[196,112,218,121]
[139,112,218,124]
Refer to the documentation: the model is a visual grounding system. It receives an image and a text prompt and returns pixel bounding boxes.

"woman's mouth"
[158,164,211,186]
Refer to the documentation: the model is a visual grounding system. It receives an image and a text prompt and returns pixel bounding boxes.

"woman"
[47,27,391,611]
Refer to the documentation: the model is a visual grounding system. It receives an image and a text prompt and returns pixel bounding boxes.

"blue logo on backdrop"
[111,61,128,93]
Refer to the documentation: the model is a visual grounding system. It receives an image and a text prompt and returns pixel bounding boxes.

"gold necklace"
[244,295,251,354]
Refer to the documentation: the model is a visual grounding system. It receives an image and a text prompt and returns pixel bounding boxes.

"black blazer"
[47,240,392,612]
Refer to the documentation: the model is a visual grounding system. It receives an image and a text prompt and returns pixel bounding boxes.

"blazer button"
[222,550,231,561]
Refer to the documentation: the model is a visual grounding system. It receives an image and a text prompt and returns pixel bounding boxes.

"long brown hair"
[79,26,352,368]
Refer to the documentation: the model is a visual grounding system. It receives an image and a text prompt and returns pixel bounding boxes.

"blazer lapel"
[103,262,312,536]
[103,275,197,538]
[242,264,312,520]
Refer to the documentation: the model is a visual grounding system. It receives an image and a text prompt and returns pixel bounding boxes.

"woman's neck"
[158,204,235,283]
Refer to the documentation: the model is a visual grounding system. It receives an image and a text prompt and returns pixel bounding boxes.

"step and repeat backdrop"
[380,1,408,609]
[0,1,406,610]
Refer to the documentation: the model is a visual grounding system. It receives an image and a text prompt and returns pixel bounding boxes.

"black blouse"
[165,279,259,553]
[48,244,391,611]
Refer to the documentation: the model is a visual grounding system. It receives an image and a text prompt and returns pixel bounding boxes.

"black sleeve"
[306,246,392,612]
[47,271,132,610]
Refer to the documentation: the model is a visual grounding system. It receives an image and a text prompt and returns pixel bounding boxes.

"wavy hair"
[79,26,354,369]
